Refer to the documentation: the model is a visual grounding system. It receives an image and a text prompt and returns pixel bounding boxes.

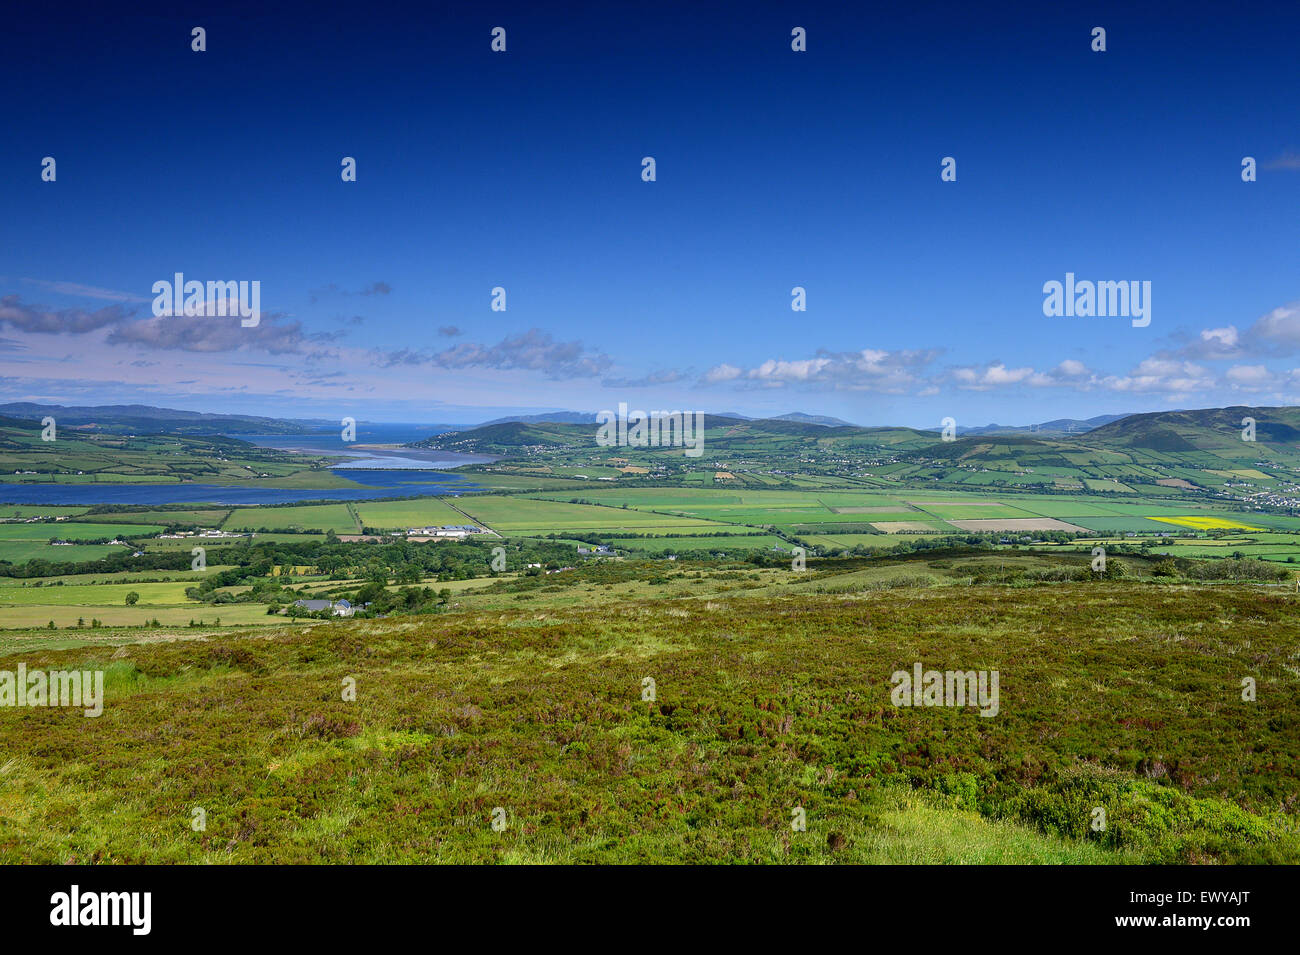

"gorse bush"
[1184,557,1289,582]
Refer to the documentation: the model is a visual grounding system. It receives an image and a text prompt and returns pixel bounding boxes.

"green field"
[81,508,233,526]
[604,534,787,553]
[1058,516,1169,533]
[455,495,733,536]
[22,567,238,586]
[0,506,90,519]
[0,541,129,564]
[144,533,316,550]
[514,486,1300,544]
[801,533,900,551]
[0,579,198,606]
[0,603,279,629]
[223,504,360,534]
[0,518,162,565]
[354,498,470,530]
[0,572,283,629]
[0,522,164,541]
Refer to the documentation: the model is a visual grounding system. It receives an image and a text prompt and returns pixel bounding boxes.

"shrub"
[1152,559,1180,578]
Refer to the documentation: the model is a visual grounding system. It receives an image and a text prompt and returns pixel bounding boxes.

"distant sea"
[237,425,489,471]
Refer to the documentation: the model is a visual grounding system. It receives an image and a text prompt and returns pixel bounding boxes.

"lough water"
[0,425,495,506]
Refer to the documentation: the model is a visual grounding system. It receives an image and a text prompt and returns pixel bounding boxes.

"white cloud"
[1250,302,1300,351]
[1225,364,1272,388]
[700,348,939,393]
[1200,325,1239,349]
[1100,358,1214,395]
[1175,302,1300,359]
[703,363,742,383]
[749,358,833,382]
[950,362,1052,390]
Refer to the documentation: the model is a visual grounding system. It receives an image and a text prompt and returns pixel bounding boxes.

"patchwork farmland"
[509,485,1300,562]
[3,403,1300,873]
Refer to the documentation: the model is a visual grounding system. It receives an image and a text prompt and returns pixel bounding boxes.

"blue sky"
[2,0,1298,427]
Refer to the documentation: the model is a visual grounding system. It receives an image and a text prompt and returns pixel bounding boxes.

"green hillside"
[1086,405,1300,454]
[414,415,938,456]
[0,418,355,488]
[1,582,1294,863]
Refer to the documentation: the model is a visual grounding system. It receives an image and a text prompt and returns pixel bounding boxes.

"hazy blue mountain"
[0,402,316,435]
[773,412,857,427]
[957,413,1130,436]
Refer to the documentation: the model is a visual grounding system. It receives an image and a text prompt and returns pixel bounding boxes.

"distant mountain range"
[9,402,1299,466]
[476,411,593,426]
[0,402,318,435]
[477,410,859,427]
[957,414,1130,436]
[406,404,1300,468]
[475,410,1123,433]
[0,401,1146,439]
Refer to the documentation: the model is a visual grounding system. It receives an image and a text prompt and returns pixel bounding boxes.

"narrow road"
[441,497,501,537]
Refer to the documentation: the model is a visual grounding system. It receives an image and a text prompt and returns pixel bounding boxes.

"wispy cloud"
[19,279,152,303]
[1263,151,1300,171]
[376,328,610,380]
[602,369,687,388]
[309,281,392,303]
[0,295,135,334]
[106,312,317,354]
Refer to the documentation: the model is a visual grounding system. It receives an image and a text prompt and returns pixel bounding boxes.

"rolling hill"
[1085,405,1300,452]
[410,415,936,455]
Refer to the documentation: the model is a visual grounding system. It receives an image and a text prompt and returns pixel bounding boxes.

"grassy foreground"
[0,583,1296,863]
